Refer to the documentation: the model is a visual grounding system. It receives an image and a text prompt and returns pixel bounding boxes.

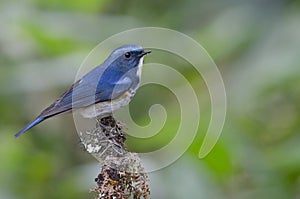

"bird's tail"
[14,117,45,138]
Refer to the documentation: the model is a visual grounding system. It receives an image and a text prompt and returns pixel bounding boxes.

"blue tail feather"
[15,117,45,138]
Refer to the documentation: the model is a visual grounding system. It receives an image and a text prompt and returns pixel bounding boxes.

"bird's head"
[107,45,151,71]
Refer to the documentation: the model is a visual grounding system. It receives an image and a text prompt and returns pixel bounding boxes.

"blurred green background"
[1,0,300,198]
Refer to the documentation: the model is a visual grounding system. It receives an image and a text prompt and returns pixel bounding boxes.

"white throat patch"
[136,56,144,80]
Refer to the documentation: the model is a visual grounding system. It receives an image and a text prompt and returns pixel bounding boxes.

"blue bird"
[15,45,151,137]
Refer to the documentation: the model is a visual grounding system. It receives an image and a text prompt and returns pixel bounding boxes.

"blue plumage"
[15,45,151,137]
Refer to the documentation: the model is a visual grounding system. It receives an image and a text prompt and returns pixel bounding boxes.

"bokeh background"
[1,0,300,198]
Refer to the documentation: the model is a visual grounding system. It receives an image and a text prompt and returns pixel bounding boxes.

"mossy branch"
[79,116,150,199]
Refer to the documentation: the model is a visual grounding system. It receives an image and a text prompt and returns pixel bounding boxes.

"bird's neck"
[136,57,144,80]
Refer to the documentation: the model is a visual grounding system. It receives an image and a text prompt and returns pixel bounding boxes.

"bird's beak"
[139,49,152,57]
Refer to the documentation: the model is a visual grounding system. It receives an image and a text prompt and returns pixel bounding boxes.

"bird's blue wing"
[38,73,132,118]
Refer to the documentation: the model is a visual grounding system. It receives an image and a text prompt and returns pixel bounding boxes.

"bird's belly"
[79,90,136,118]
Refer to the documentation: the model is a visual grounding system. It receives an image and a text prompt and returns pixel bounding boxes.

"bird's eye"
[124,52,131,58]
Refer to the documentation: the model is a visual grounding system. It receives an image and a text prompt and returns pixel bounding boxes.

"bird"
[15,44,151,137]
